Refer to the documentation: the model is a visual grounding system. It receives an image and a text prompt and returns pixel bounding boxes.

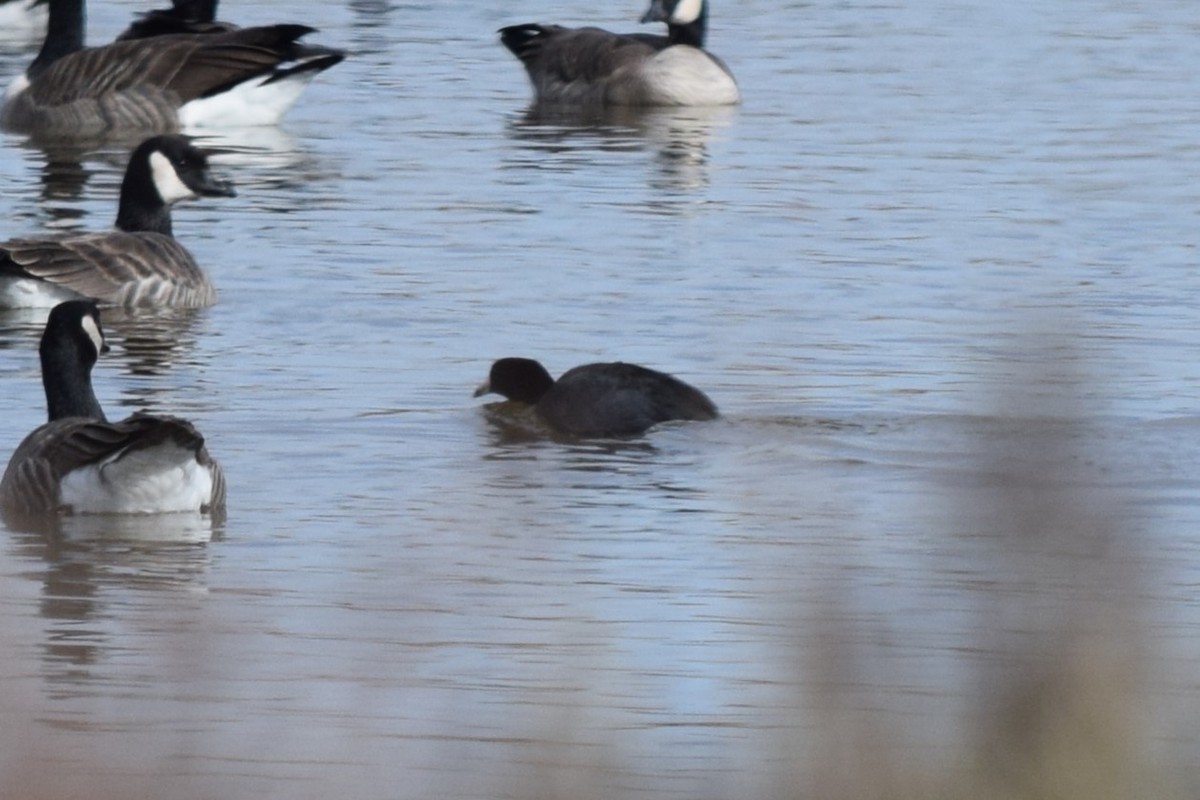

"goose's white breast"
[643,47,740,106]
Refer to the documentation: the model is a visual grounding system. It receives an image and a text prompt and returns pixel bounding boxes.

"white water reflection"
[506,103,738,192]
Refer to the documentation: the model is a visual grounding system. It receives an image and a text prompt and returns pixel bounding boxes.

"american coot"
[499,0,739,107]
[0,135,234,308]
[1,0,344,137]
[0,299,225,519]
[475,357,718,437]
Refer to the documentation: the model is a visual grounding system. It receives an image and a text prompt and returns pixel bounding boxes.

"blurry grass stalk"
[965,331,1154,800]
[779,330,1181,800]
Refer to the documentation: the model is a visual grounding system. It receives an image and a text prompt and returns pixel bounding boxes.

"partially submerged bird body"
[0,299,224,519]
[476,358,718,438]
[539,362,718,436]
[2,411,224,516]
[2,0,344,137]
[499,0,738,106]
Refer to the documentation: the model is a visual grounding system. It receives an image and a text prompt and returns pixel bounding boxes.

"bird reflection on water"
[506,102,737,193]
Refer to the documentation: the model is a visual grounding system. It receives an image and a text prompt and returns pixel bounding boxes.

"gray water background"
[0,1,1198,796]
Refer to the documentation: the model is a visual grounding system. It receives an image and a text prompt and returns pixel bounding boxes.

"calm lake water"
[0,1,1198,797]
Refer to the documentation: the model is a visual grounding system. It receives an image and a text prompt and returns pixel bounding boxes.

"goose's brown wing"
[1,231,212,306]
[26,25,324,107]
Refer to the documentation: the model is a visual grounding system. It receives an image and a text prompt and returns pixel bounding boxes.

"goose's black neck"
[29,0,86,80]
[667,9,707,48]
[40,333,105,422]
[116,157,173,236]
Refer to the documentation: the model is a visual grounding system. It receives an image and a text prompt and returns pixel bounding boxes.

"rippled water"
[0,1,1198,797]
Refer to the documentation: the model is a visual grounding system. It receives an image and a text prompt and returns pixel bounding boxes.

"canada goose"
[499,0,738,106]
[0,134,235,308]
[117,0,236,41]
[474,357,719,437]
[1,0,345,137]
[0,299,225,518]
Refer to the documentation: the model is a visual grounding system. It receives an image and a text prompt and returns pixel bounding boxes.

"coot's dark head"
[474,357,556,404]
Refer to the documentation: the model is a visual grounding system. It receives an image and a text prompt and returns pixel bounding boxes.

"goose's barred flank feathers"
[14,25,318,107]
[1,233,216,306]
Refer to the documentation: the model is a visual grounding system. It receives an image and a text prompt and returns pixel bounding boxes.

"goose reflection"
[188,126,312,188]
[5,138,116,226]
[347,0,394,54]
[35,148,93,210]
[0,303,207,377]
[6,504,223,542]
[100,304,208,376]
[16,126,311,202]
[14,134,217,223]
[505,102,736,192]
[6,521,217,690]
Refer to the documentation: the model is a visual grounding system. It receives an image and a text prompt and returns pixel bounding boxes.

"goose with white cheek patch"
[499,0,738,106]
[0,299,225,520]
[0,134,235,308]
[475,357,719,438]
[1,0,344,138]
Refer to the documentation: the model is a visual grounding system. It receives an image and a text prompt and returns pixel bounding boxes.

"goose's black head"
[116,135,236,236]
[474,358,557,405]
[40,299,109,422]
[641,0,708,47]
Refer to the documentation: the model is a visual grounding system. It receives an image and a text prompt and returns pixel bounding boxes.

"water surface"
[0,1,1198,797]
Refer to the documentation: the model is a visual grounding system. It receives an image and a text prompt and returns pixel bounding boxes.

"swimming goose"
[474,357,719,437]
[0,299,225,519]
[1,0,345,137]
[499,0,738,106]
[117,0,235,41]
[0,134,235,308]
